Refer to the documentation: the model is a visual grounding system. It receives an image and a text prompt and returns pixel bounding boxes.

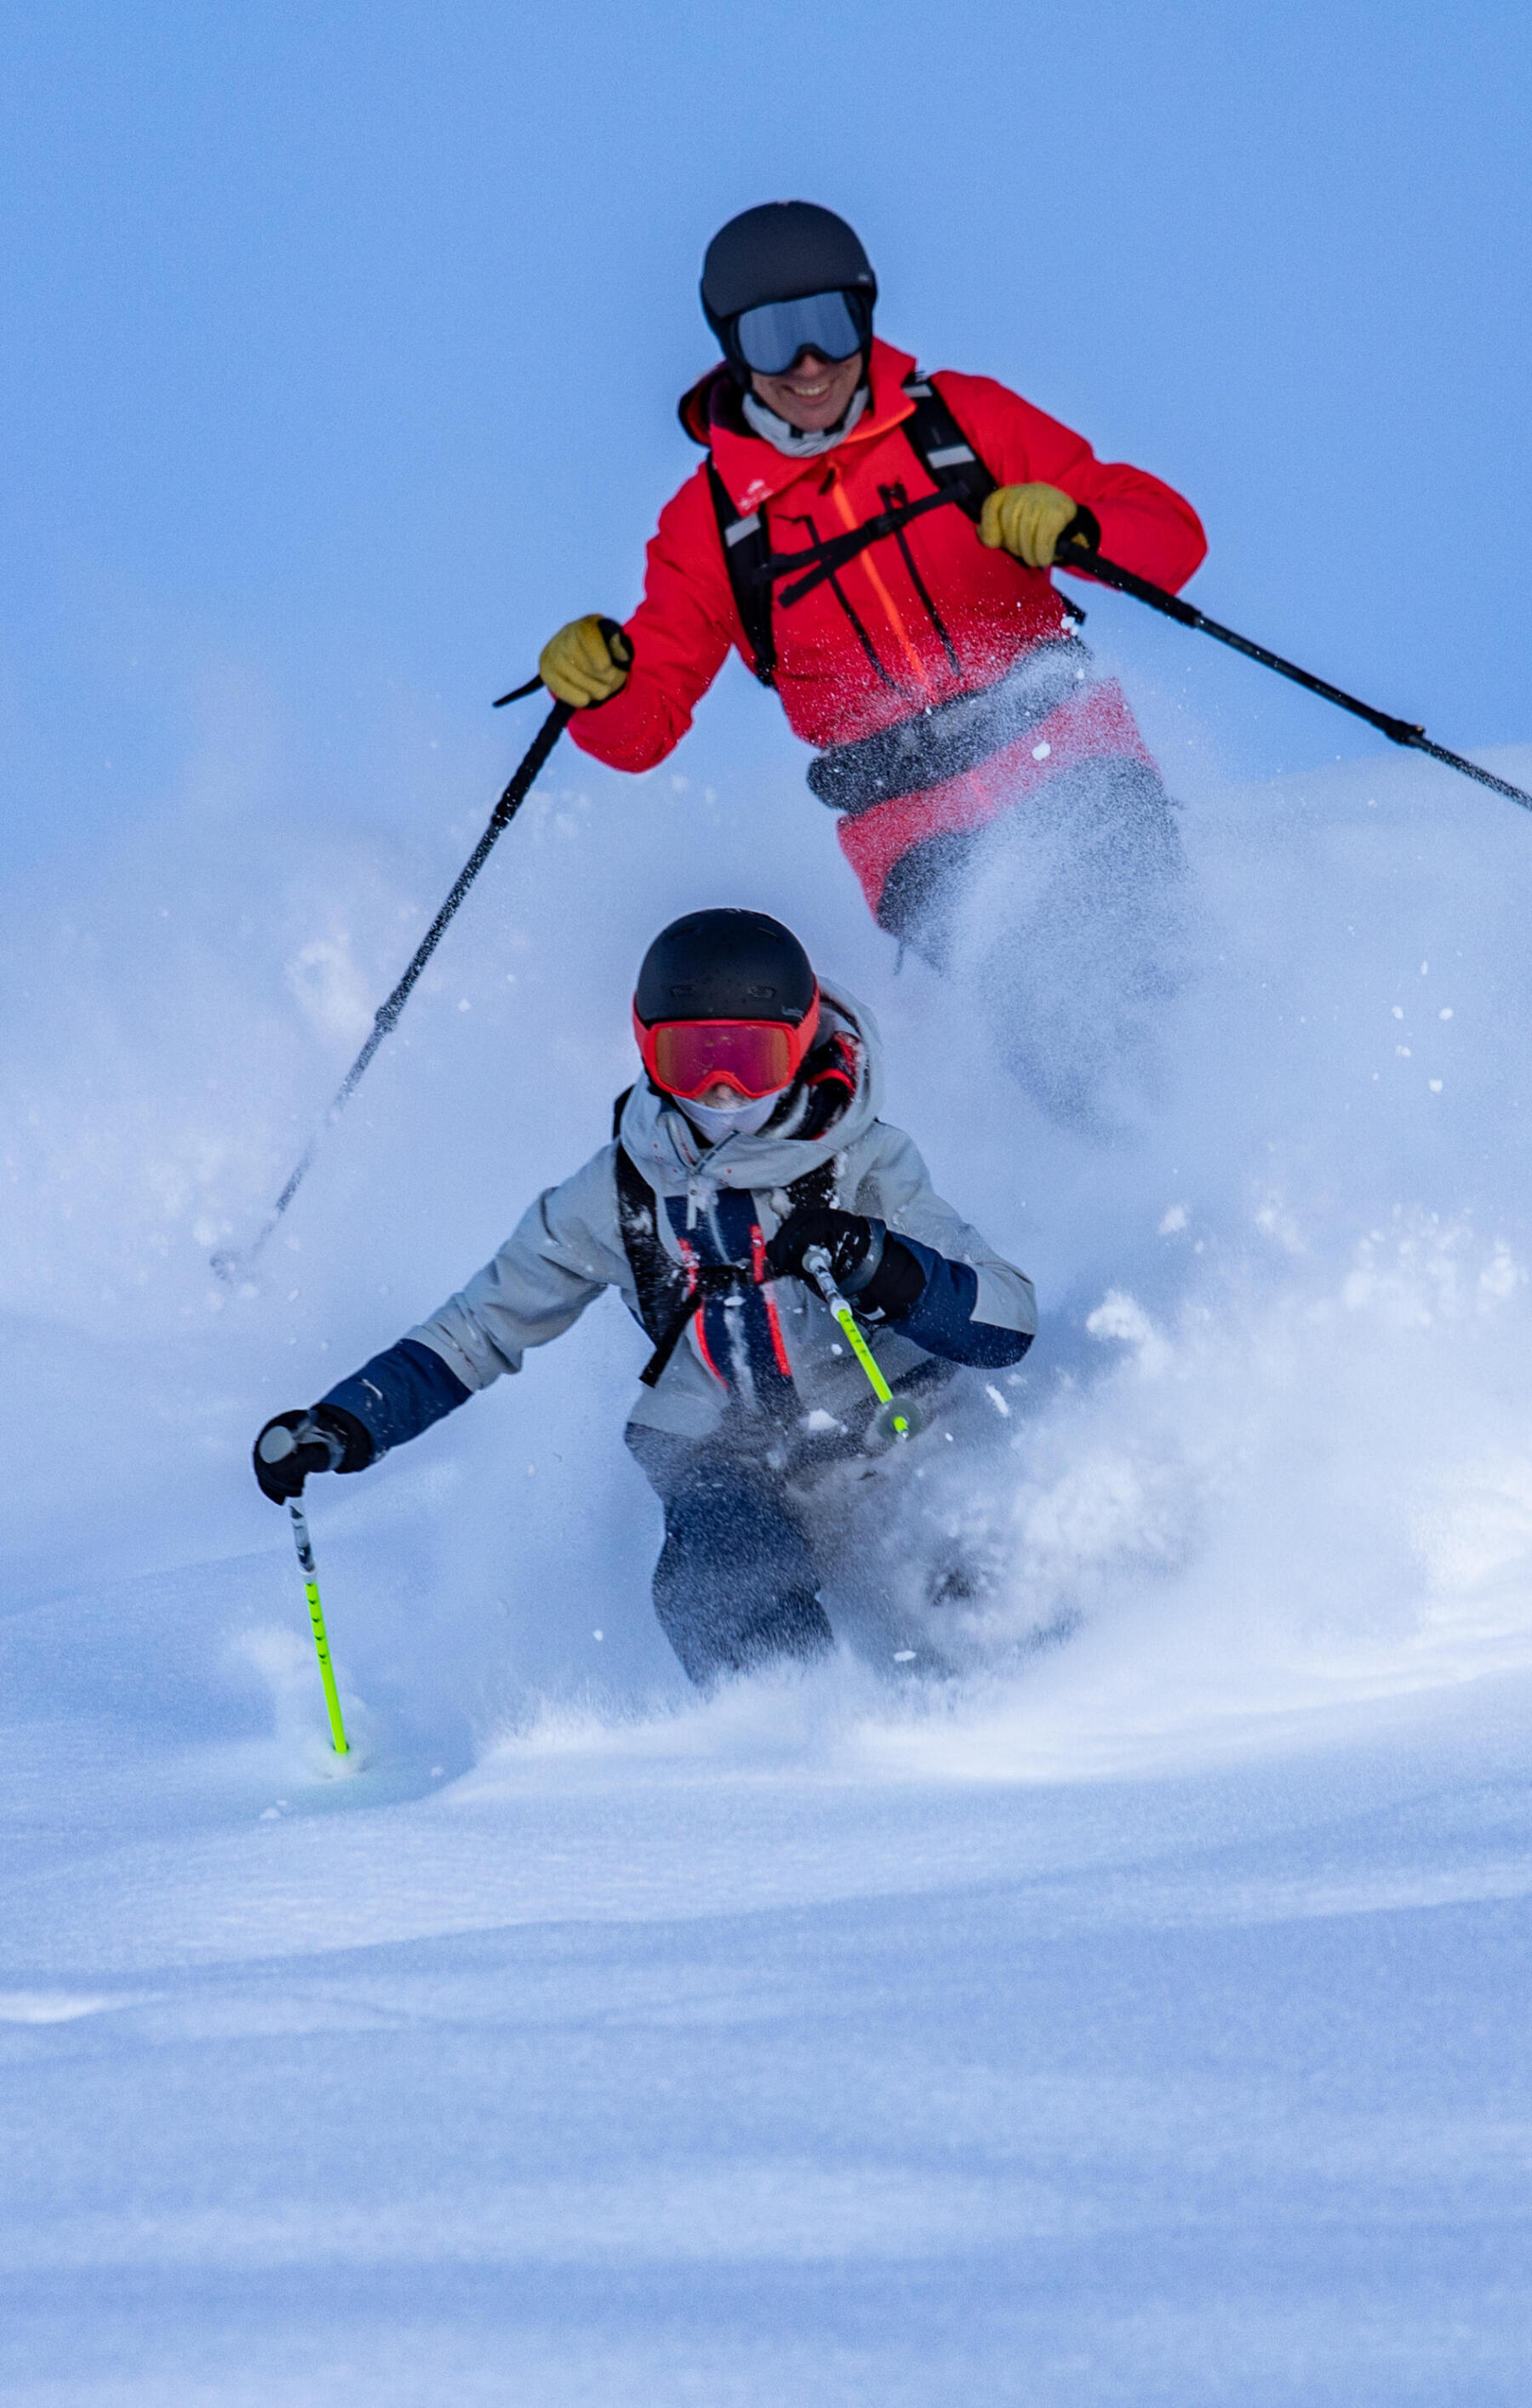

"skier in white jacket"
[254,910,1036,1684]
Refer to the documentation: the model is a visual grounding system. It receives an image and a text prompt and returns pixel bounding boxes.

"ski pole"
[1053,536,1532,814]
[802,1244,925,1444]
[214,695,573,1283]
[288,1496,350,1755]
[255,1421,352,1753]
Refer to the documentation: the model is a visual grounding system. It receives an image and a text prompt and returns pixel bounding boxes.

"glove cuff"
[857,1232,927,1321]
[839,1218,886,1296]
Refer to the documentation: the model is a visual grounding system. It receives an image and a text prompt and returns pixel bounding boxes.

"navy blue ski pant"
[625,1428,836,1688]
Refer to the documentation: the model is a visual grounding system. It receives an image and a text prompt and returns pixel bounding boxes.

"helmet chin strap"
[676,1087,788,1142]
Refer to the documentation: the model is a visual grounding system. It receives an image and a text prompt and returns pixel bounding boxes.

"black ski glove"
[766,1206,926,1320]
[253,1404,374,1504]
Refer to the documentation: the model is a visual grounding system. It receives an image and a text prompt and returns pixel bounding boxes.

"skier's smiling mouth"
[750,346,863,432]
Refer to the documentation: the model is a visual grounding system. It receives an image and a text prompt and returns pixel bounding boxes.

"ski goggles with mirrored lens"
[731,289,866,376]
[634,994,820,1101]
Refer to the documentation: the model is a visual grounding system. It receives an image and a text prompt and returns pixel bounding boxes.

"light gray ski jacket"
[404,984,1035,1441]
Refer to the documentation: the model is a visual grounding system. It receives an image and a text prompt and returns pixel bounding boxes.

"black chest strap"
[706,375,1000,688]
[610,1112,838,1387]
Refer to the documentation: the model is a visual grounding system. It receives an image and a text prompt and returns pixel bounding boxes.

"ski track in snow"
[3,731,1532,2402]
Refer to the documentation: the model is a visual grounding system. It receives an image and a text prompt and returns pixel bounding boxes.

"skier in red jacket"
[539,203,1207,1125]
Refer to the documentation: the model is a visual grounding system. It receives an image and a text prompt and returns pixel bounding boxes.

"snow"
[4,724,1532,2400]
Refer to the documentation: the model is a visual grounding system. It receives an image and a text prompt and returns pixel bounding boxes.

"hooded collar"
[679,340,920,516]
[617,981,883,1206]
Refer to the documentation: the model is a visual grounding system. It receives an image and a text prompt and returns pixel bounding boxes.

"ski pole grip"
[256,1418,346,1473]
[802,1244,842,1309]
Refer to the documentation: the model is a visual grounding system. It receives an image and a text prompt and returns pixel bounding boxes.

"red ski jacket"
[569,339,1206,773]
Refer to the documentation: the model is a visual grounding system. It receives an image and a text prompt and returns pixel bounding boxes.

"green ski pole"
[255,1421,352,1753]
[287,1496,350,1755]
[803,1244,928,1447]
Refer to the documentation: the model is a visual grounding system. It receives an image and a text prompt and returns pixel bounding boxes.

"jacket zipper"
[826,470,933,695]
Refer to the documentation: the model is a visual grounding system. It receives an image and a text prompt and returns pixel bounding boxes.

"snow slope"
[3,713,1532,2401]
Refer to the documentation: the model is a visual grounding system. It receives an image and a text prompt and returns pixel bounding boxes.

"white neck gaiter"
[740,384,870,460]
[677,1087,788,1144]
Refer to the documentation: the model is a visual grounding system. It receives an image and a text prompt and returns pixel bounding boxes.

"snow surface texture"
[4,718,1532,2403]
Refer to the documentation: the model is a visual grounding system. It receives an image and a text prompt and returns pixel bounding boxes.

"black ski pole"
[214,696,573,1284]
[1053,536,1532,814]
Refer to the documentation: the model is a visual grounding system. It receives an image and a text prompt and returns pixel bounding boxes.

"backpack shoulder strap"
[706,462,776,689]
[613,1139,687,1343]
[899,373,998,521]
[899,374,1085,623]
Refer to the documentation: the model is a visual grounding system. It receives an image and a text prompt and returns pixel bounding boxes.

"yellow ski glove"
[538,615,633,708]
[978,483,1083,570]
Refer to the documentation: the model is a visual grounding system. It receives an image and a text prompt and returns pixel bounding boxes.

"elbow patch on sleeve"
[320,1338,472,1459]
[885,1238,1035,1369]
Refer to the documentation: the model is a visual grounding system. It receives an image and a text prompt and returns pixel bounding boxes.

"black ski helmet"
[700,202,877,359]
[634,908,817,1029]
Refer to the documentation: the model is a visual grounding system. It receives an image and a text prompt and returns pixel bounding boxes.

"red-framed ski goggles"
[634,990,820,1101]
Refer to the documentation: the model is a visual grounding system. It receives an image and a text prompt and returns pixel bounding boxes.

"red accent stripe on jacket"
[752,1222,794,1380]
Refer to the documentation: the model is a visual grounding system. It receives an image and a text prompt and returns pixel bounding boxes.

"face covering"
[676,1086,788,1143]
[740,383,869,459]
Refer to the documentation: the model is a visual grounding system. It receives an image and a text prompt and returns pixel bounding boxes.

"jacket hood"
[618,980,883,1205]
[677,339,920,515]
